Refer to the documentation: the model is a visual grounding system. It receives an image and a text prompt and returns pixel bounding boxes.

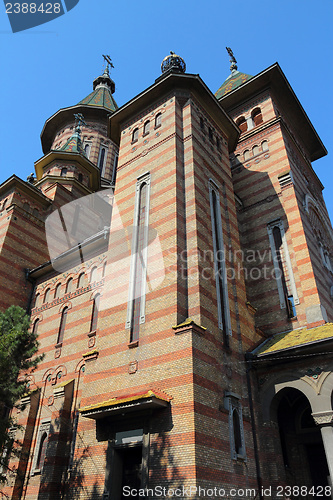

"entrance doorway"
[276,388,330,490]
[117,445,142,498]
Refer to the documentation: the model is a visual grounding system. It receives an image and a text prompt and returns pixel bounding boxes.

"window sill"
[142,132,150,137]
[55,342,62,349]
[88,330,96,338]
[131,139,138,145]
[154,124,161,130]
[127,340,139,349]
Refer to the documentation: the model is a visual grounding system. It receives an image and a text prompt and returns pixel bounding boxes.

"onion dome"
[78,64,118,112]
[161,51,186,74]
[215,47,252,99]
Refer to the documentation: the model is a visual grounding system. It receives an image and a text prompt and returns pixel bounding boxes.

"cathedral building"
[1,50,333,499]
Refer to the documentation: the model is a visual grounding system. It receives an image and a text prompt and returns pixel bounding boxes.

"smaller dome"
[161,51,186,74]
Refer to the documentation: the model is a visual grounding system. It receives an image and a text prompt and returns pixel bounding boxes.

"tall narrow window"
[54,283,61,299]
[98,147,107,174]
[77,272,85,288]
[225,394,246,460]
[236,116,247,133]
[209,183,232,346]
[34,293,40,308]
[261,140,269,152]
[43,288,50,304]
[90,294,100,332]
[84,143,91,158]
[65,278,73,294]
[252,107,263,126]
[32,318,39,336]
[143,121,150,135]
[61,168,67,177]
[267,220,299,316]
[155,113,162,128]
[90,266,98,283]
[57,307,68,345]
[32,421,50,473]
[132,128,139,143]
[111,153,118,185]
[126,174,151,342]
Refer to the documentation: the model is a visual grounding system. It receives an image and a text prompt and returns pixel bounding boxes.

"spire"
[59,113,86,155]
[78,56,118,112]
[214,48,253,99]
[226,47,238,72]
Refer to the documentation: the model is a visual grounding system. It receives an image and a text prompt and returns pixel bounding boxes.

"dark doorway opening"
[276,388,330,490]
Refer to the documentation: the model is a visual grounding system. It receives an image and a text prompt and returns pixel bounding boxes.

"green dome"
[215,70,253,99]
[78,66,118,113]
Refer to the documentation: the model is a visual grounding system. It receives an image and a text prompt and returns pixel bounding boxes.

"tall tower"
[217,54,332,335]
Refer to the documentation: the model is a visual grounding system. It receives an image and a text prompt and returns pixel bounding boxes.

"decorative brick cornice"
[172,318,207,335]
[83,350,99,361]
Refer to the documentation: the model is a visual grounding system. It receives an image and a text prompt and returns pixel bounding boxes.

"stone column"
[312,411,333,493]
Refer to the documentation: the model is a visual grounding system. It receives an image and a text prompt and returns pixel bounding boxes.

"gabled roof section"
[215,70,253,99]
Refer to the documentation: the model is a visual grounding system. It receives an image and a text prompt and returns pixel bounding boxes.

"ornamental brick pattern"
[1,61,333,499]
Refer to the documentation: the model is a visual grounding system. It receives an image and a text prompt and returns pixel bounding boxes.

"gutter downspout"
[25,269,36,316]
[245,352,263,499]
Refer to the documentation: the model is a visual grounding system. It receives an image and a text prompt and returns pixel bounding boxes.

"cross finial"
[102,54,114,74]
[226,47,238,72]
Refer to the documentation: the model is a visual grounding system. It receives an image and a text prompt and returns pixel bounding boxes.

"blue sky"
[1,0,332,221]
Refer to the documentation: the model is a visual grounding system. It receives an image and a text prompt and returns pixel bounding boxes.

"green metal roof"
[215,70,253,99]
[59,129,86,155]
[78,67,118,112]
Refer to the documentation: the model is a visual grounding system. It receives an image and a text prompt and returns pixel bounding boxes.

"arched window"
[143,121,150,135]
[78,173,83,183]
[261,140,269,152]
[98,147,106,172]
[23,202,30,212]
[65,278,73,294]
[34,293,40,308]
[60,168,67,177]
[57,307,68,344]
[236,116,247,133]
[252,145,260,156]
[2,198,8,211]
[208,127,214,142]
[216,137,221,150]
[32,318,39,336]
[43,288,50,304]
[90,266,98,283]
[243,150,250,161]
[90,294,100,332]
[77,272,85,288]
[155,113,162,128]
[252,107,263,126]
[54,283,61,299]
[84,143,91,158]
[132,128,139,143]
[36,432,48,471]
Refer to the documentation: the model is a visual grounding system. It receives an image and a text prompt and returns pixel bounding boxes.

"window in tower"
[57,307,68,345]
[225,394,246,461]
[236,116,247,133]
[61,168,67,177]
[267,220,299,316]
[77,272,85,289]
[132,128,139,143]
[200,117,205,131]
[54,283,62,299]
[111,153,118,185]
[252,145,260,156]
[90,266,98,283]
[261,140,269,152]
[243,150,250,161]
[216,137,221,150]
[43,288,50,304]
[143,121,150,136]
[32,318,39,336]
[98,147,108,175]
[208,127,214,142]
[209,181,232,347]
[84,142,91,158]
[155,113,162,129]
[78,173,83,183]
[32,420,50,474]
[65,278,73,294]
[126,174,151,343]
[252,107,263,126]
[90,293,100,333]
